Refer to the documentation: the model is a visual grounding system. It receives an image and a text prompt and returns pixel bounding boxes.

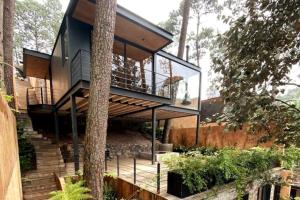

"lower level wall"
[169,123,273,148]
[0,96,23,200]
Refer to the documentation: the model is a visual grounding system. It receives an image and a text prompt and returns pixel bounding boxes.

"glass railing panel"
[156,54,200,110]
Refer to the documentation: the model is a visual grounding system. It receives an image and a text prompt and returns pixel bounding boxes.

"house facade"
[22,0,201,171]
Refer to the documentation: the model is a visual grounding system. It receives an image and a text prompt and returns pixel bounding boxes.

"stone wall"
[107,143,152,158]
[0,96,23,199]
[169,123,273,149]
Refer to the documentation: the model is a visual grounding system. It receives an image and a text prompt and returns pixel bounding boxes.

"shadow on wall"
[169,123,273,149]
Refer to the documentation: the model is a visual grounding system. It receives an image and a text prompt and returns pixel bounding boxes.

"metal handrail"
[26,87,52,106]
[70,49,172,98]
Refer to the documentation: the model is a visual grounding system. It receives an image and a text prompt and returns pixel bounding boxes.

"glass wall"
[111,40,153,94]
[156,54,200,110]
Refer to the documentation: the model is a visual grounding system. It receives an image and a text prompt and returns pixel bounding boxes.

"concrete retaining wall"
[0,96,22,199]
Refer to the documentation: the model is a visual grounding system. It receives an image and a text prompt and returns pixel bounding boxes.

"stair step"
[23,191,51,200]
[23,184,57,193]
[22,177,55,186]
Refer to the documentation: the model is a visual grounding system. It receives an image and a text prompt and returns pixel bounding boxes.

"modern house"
[22,0,201,172]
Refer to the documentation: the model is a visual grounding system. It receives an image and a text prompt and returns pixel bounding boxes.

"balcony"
[71,44,200,110]
[26,87,53,113]
[71,49,171,99]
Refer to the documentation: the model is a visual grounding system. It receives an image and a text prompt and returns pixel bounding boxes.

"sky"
[60,0,181,24]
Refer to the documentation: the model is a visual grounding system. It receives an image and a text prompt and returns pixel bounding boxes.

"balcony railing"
[26,87,52,106]
[71,49,171,98]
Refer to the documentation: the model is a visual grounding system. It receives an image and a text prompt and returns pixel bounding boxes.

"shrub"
[17,122,36,172]
[163,146,300,199]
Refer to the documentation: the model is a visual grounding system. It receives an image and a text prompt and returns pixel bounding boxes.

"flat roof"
[23,48,51,79]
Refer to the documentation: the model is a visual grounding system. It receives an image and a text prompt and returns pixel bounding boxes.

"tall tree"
[212,0,300,145]
[14,0,63,64]
[177,0,191,59]
[83,0,117,199]
[3,0,15,108]
[0,0,3,89]
[162,0,191,144]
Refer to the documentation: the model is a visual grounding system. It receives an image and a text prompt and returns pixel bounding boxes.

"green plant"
[49,177,92,200]
[104,182,117,200]
[0,88,13,103]
[174,146,217,156]
[163,147,300,199]
[17,121,36,172]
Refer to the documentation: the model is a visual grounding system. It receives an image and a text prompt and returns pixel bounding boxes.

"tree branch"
[275,98,300,113]
[279,82,300,88]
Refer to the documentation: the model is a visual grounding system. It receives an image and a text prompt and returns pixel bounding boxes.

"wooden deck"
[65,158,181,199]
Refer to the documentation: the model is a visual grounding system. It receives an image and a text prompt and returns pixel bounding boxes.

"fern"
[49,178,92,200]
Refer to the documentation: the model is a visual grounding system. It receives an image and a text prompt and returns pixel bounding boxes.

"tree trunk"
[83,0,117,199]
[195,13,200,67]
[0,0,3,89]
[162,0,191,144]
[177,0,191,59]
[3,0,15,108]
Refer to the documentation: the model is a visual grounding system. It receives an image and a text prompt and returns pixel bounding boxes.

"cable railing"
[71,49,172,98]
[26,87,52,106]
[105,155,169,195]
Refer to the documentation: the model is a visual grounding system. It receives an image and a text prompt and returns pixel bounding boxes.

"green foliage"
[212,0,300,145]
[0,88,13,103]
[14,0,63,63]
[174,146,217,155]
[17,121,36,172]
[163,147,300,199]
[140,123,163,140]
[103,182,117,200]
[49,177,92,200]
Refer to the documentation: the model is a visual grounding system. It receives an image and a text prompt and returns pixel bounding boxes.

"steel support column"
[53,108,60,143]
[195,114,200,145]
[152,108,156,164]
[70,95,80,172]
[196,71,202,146]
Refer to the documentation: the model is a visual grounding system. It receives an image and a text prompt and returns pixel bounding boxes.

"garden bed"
[163,147,300,199]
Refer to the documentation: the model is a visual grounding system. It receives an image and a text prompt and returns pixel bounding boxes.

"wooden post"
[71,95,80,172]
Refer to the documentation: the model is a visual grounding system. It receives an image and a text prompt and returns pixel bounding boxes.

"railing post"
[80,50,83,81]
[157,162,160,194]
[152,54,156,95]
[40,87,43,104]
[133,156,136,184]
[117,154,120,177]
[26,88,29,106]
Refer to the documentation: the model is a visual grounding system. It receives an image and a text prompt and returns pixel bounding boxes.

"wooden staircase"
[19,114,66,200]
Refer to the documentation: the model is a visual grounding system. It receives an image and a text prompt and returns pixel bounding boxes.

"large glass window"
[156,55,200,110]
[111,40,153,94]
[125,44,152,93]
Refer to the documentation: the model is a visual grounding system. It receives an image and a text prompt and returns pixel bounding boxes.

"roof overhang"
[23,48,51,79]
[71,0,173,52]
